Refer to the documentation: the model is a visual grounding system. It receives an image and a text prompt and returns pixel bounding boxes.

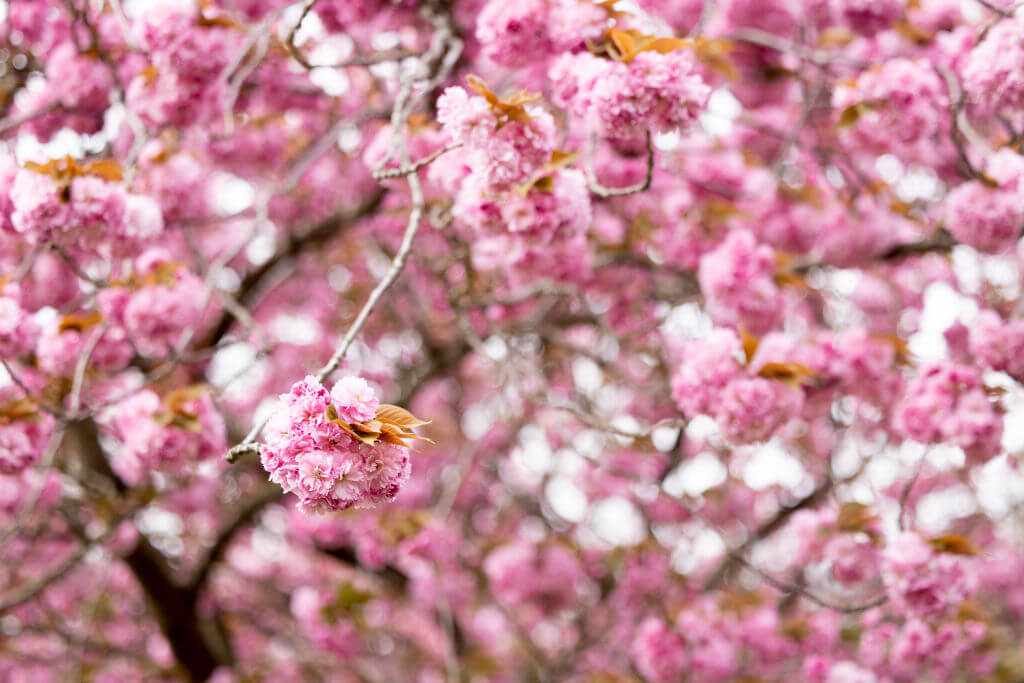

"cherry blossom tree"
[2,0,1024,680]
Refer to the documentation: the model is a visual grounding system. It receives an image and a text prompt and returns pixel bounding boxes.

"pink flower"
[894,361,1003,463]
[0,387,55,475]
[632,618,689,682]
[945,180,1022,254]
[670,329,745,417]
[106,388,226,485]
[0,297,40,360]
[698,230,783,335]
[330,376,379,424]
[437,86,558,192]
[484,541,584,611]
[550,49,710,139]
[833,0,903,35]
[825,534,880,583]
[716,376,803,443]
[882,532,978,616]
[262,376,412,513]
[968,310,1024,381]
[963,15,1024,113]
[475,0,606,68]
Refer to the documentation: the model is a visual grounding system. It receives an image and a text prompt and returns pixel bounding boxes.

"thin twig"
[585,131,655,198]
[374,141,463,180]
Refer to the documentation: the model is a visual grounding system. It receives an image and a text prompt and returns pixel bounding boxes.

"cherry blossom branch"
[373,141,463,180]
[226,2,460,463]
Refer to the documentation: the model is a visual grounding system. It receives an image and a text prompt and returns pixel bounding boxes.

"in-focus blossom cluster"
[261,376,427,513]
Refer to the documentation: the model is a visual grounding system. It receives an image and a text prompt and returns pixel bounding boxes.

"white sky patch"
[310,66,350,97]
[916,485,976,532]
[699,88,741,139]
[460,402,495,441]
[672,528,725,574]
[875,154,903,184]
[663,302,714,340]
[572,357,603,393]
[741,443,806,491]
[974,456,1024,518]
[212,173,256,215]
[546,476,588,522]
[908,281,977,360]
[588,497,646,546]
[1003,401,1024,454]
[513,425,553,474]
[663,451,727,497]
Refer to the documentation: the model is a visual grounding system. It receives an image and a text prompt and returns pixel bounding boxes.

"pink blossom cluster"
[436,85,558,192]
[670,329,803,443]
[6,164,164,258]
[825,534,880,583]
[944,180,1023,254]
[832,59,948,163]
[697,230,783,335]
[882,532,978,616]
[126,5,241,128]
[0,386,55,474]
[483,540,585,612]
[290,585,365,658]
[106,388,226,485]
[962,14,1024,113]
[13,43,113,141]
[832,0,904,35]
[454,167,592,280]
[0,295,40,361]
[966,310,1024,382]
[817,330,903,408]
[99,249,207,359]
[35,317,133,378]
[474,0,607,68]
[549,49,711,139]
[894,361,1003,462]
[261,376,411,513]
[631,617,689,682]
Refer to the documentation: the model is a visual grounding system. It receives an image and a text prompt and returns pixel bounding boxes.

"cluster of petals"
[832,59,948,163]
[962,14,1024,113]
[0,386,55,474]
[5,162,163,258]
[106,388,226,485]
[670,328,803,443]
[126,4,241,128]
[483,540,585,611]
[436,85,558,192]
[944,180,1023,254]
[99,249,206,358]
[455,167,592,280]
[882,531,978,616]
[474,0,607,68]
[697,230,783,335]
[549,49,710,140]
[893,360,1003,463]
[262,376,411,513]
